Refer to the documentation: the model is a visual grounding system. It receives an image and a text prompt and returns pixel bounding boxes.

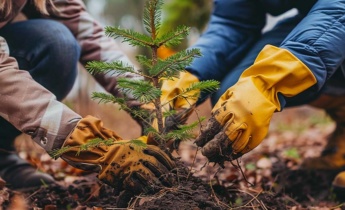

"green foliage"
[150,49,201,77]
[159,0,212,50]
[283,147,300,160]
[91,92,119,104]
[48,145,72,159]
[185,80,220,94]
[105,26,153,48]
[77,138,114,155]
[165,118,205,140]
[136,55,153,69]
[155,25,190,47]
[143,0,162,36]
[245,162,256,171]
[234,197,243,206]
[48,138,148,159]
[86,60,139,77]
[117,78,161,103]
[115,139,148,151]
[84,0,219,150]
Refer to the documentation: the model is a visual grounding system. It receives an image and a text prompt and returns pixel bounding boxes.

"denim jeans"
[210,14,345,107]
[0,19,80,150]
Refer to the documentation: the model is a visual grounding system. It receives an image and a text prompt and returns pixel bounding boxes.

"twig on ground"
[229,189,267,210]
[209,179,231,209]
[187,148,199,180]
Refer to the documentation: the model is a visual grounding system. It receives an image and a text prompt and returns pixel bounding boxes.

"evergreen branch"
[155,25,190,47]
[91,92,152,126]
[161,80,220,107]
[149,49,201,77]
[91,92,119,104]
[92,92,154,131]
[77,138,115,155]
[86,60,140,77]
[113,139,148,152]
[136,55,153,69]
[49,138,148,159]
[143,0,162,37]
[162,109,177,118]
[185,80,220,93]
[129,107,151,121]
[165,119,204,141]
[144,127,167,144]
[48,146,72,159]
[117,78,161,103]
[144,126,159,135]
[105,26,154,47]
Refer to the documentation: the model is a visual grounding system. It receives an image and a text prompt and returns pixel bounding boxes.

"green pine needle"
[117,78,161,103]
[77,138,115,156]
[165,118,205,141]
[185,80,220,93]
[86,60,138,76]
[143,0,163,36]
[163,109,177,118]
[149,48,201,77]
[79,0,214,151]
[105,26,154,47]
[114,139,148,151]
[48,146,72,159]
[91,92,118,104]
[136,55,153,69]
[155,25,190,47]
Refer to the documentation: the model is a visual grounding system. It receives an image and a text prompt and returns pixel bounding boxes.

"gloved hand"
[57,115,176,197]
[195,45,317,165]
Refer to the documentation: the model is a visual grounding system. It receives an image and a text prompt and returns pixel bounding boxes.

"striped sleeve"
[0,36,81,151]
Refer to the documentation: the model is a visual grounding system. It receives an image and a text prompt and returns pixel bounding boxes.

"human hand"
[194,78,277,165]
[57,116,176,200]
[195,45,317,165]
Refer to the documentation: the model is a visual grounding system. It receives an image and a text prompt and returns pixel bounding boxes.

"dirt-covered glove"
[195,45,317,165]
[58,115,176,195]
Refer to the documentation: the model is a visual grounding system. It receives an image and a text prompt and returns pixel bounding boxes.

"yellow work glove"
[195,45,317,165]
[58,115,176,199]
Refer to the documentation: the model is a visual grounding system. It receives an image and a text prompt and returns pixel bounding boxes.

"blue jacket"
[186,0,345,98]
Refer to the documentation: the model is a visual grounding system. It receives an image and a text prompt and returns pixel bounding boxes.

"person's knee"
[35,20,81,60]
[28,20,80,100]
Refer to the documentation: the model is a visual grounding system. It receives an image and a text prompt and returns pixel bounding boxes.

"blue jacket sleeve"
[186,0,266,81]
[280,0,345,95]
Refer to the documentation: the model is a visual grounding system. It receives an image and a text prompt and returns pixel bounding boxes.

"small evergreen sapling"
[86,0,219,150]
[51,0,219,157]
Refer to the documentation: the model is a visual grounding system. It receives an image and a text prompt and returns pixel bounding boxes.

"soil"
[2,151,344,210]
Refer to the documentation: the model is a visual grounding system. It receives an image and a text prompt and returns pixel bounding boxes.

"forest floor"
[1,101,345,210]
